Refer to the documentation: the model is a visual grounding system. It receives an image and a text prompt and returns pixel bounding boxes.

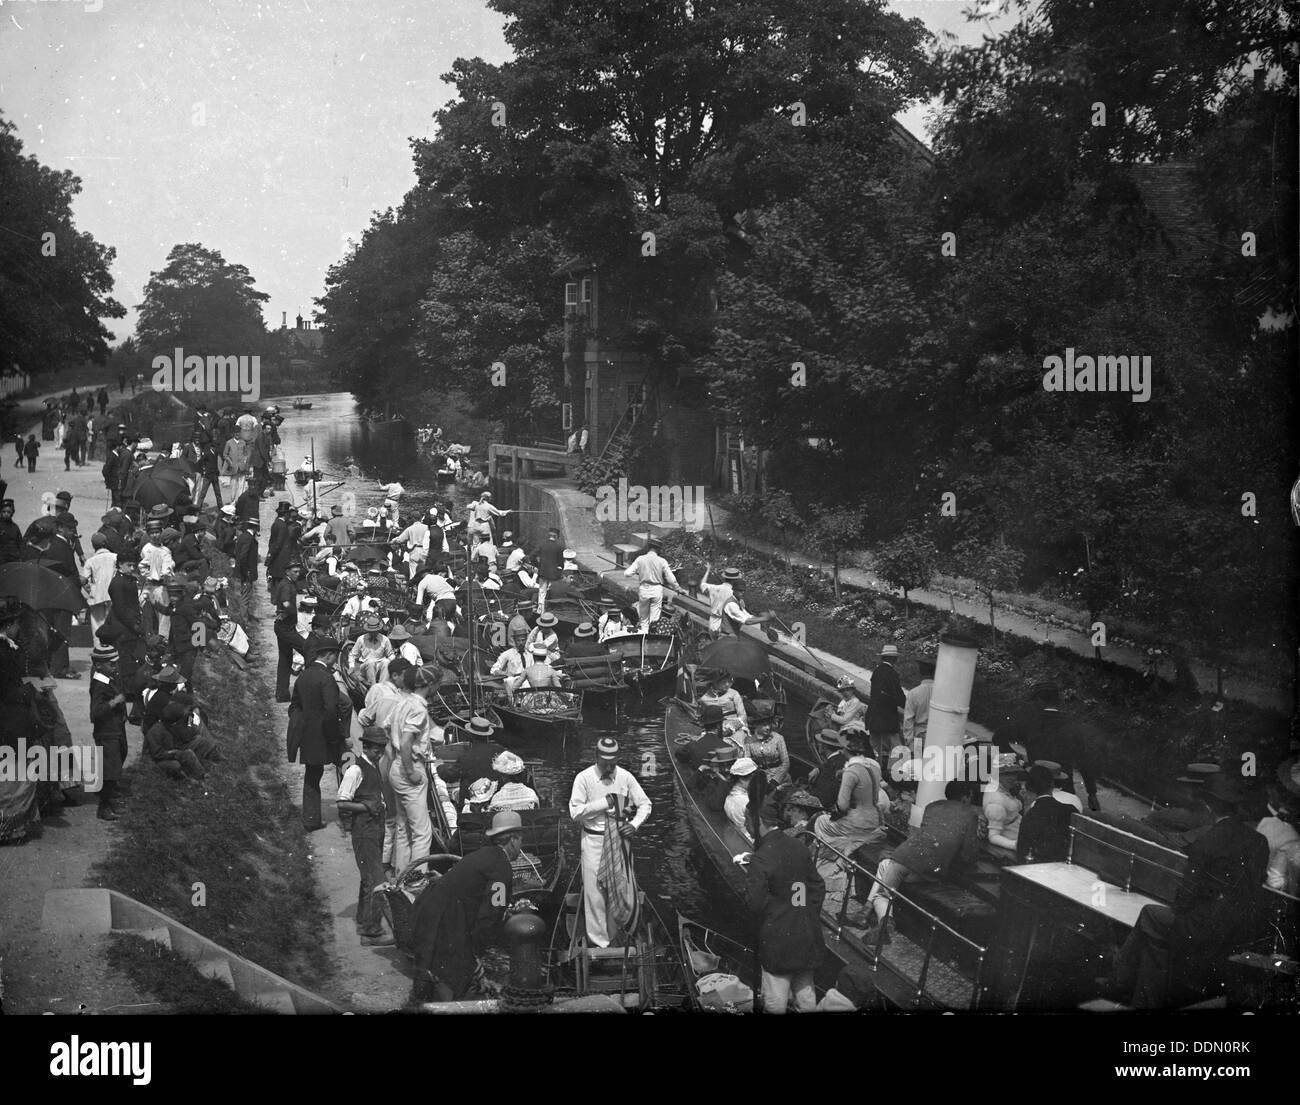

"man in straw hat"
[336,725,395,946]
[622,534,683,633]
[348,612,394,690]
[865,643,906,762]
[566,620,606,658]
[568,737,651,948]
[1108,770,1269,1008]
[408,809,525,1002]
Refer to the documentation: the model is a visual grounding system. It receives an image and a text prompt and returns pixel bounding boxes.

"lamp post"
[911,632,981,827]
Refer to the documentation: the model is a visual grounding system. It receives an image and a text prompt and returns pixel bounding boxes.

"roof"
[288,328,325,352]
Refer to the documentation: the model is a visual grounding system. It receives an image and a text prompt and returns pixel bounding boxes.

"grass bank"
[94,556,333,990]
[107,934,264,1014]
[604,522,1291,800]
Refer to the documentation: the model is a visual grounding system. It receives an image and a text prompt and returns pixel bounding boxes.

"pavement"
[0,379,153,1013]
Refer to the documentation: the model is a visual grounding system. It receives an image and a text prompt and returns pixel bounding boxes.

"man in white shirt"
[416,568,458,630]
[472,531,498,570]
[387,625,423,669]
[902,656,935,758]
[341,589,380,621]
[468,492,510,541]
[488,632,531,697]
[504,541,534,589]
[80,533,117,641]
[568,738,651,947]
[622,536,682,632]
[719,577,772,637]
[392,516,431,580]
[696,563,738,635]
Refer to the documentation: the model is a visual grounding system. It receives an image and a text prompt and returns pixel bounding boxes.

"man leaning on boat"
[569,738,652,948]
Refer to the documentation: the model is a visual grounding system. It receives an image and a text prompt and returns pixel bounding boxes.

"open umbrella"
[151,455,197,479]
[699,635,770,679]
[0,562,85,612]
[130,466,191,509]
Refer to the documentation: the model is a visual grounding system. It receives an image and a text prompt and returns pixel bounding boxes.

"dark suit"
[1000,705,1099,801]
[865,660,905,752]
[287,659,344,827]
[410,843,512,999]
[0,518,22,563]
[891,798,980,878]
[1016,794,1074,864]
[37,535,79,676]
[744,829,825,979]
[107,574,146,703]
[272,577,306,701]
[266,516,292,586]
[1116,818,1269,1008]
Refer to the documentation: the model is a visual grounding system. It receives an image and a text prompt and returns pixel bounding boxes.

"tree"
[810,503,868,600]
[0,115,124,374]
[874,529,938,616]
[760,489,801,567]
[135,244,269,358]
[952,535,1025,639]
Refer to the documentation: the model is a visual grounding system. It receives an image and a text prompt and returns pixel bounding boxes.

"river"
[268,391,801,946]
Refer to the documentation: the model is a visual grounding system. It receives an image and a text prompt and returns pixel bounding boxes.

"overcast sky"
[0,0,1010,345]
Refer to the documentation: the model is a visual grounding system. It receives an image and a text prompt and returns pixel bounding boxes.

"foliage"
[873,528,938,611]
[0,115,124,373]
[952,535,1025,635]
[135,243,269,357]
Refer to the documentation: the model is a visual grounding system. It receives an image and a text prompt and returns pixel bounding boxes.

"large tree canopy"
[135,243,270,357]
[0,115,124,374]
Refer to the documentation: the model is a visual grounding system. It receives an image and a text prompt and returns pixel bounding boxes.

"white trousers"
[536,578,551,613]
[761,968,816,1014]
[388,758,432,872]
[580,832,610,948]
[636,583,663,630]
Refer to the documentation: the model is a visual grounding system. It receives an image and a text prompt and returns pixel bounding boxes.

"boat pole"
[911,632,981,827]
[311,436,318,519]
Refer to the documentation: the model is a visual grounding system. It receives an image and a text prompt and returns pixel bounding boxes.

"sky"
[0,0,1012,345]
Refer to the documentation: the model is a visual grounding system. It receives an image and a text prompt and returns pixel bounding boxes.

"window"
[565,282,578,306]
[580,277,593,303]
[561,403,573,431]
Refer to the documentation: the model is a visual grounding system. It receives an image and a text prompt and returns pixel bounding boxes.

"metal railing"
[796,830,990,1011]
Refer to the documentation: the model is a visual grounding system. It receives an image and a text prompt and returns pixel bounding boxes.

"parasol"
[152,455,197,479]
[0,562,85,612]
[131,467,191,509]
[699,635,770,678]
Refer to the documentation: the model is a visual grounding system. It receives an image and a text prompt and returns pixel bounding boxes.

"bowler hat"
[306,633,341,656]
[55,491,72,504]
[699,704,726,728]
[147,504,172,521]
[360,726,387,747]
[485,810,523,838]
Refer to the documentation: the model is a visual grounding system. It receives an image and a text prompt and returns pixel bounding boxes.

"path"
[0,379,157,1013]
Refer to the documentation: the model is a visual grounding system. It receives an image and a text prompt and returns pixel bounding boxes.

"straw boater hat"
[466,716,495,740]
[730,757,758,777]
[562,549,578,568]
[485,810,523,838]
[574,622,596,638]
[722,567,742,582]
[529,643,549,657]
[880,644,900,659]
[360,613,383,634]
[536,612,558,629]
[360,725,387,747]
[492,750,525,777]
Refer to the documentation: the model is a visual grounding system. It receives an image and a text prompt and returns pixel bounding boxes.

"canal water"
[269,392,808,946]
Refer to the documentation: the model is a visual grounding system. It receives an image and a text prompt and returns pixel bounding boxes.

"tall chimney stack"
[911,632,981,826]
[282,311,287,329]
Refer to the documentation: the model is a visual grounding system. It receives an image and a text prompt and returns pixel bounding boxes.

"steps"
[43,889,342,1014]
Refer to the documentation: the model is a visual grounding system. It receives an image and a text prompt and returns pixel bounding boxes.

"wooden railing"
[489,443,583,481]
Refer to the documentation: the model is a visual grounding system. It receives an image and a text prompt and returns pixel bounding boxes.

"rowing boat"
[678,916,757,1013]
[602,631,683,696]
[489,687,583,739]
[548,869,688,1011]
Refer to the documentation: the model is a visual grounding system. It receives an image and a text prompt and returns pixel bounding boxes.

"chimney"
[281,311,287,329]
[296,313,304,330]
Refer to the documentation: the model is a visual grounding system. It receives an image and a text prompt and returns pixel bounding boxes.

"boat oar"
[767,612,839,684]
